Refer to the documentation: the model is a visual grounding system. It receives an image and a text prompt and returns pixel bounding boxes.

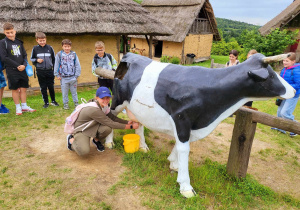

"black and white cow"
[103,52,295,198]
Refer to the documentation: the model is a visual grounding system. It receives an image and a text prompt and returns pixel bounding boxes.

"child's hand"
[37,58,44,63]
[57,77,61,80]
[17,65,25,71]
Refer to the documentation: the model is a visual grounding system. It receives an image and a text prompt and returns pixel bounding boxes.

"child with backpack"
[66,87,139,155]
[91,41,117,91]
[54,39,81,110]
[0,22,35,115]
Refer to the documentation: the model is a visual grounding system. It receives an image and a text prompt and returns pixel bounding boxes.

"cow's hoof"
[139,147,149,153]
[170,167,178,172]
[105,142,115,149]
[180,189,197,198]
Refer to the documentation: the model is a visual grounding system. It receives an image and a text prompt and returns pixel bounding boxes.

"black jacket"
[30,44,55,70]
[0,37,27,69]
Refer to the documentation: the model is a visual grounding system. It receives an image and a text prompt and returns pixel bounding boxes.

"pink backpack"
[64,102,110,134]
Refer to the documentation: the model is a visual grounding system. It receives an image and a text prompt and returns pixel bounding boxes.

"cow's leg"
[167,146,178,171]
[176,140,197,198]
[135,124,149,152]
[105,130,115,149]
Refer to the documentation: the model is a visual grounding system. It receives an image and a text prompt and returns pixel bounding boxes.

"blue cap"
[96,87,111,98]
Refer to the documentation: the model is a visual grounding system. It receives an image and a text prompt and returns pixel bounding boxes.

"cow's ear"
[114,62,128,80]
[248,69,269,82]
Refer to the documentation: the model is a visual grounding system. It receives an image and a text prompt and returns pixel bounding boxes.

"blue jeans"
[277,95,299,121]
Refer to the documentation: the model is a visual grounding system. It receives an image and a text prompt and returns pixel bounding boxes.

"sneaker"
[16,107,22,115]
[63,104,69,110]
[43,103,49,108]
[50,101,59,106]
[92,139,105,152]
[271,127,286,134]
[67,134,74,151]
[290,132,298,137]
[0,107,8,114]
[22,106,36,113]
[74,102,79,108]
[1,104,9,113]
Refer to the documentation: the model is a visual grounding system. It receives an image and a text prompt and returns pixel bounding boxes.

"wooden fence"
[227,107,300,178]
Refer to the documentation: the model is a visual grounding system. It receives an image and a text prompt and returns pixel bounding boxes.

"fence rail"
[227,107,300,178]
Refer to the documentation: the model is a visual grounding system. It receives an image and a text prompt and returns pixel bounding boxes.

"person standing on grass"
[91,41,117,92]
[54,39,81,110]
[67,86,139,155]
[225,50,240,67]
[0,22,36,115]
[271,52,300,137]
[0,56,9,114]
[30,32,59,108]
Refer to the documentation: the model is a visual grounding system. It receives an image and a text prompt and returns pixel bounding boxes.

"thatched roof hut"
[0,0,172,36]
[130,0,220,63]
[141,0,220,42]
[259,0,300,35]
[0,0,173,90]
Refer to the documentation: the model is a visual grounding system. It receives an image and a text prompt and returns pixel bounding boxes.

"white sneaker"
[16,107,22,115]
[22,106,36,113]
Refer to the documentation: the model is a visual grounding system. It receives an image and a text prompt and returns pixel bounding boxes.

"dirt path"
[28,125,149,210]
[27,122,300,208]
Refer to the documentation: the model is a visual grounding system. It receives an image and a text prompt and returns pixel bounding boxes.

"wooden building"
[0,0,172,88]
[259,0,300,61]
[130,0,220,63]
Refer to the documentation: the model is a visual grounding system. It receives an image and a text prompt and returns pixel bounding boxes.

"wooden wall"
[184,34,213,59]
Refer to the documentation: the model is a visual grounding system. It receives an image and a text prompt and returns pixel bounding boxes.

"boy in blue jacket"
[30,32,59,108]
[54,39,81,110]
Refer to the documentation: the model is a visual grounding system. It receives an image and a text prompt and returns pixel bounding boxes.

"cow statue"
[96,52,295,198]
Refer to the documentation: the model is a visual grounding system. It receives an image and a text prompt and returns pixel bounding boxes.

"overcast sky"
[210,0,294,26]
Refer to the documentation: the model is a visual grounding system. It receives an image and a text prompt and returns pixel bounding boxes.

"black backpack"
[94,53,115,71]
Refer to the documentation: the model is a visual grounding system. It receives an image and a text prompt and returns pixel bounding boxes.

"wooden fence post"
[226,110,257,178]
[210,59,214,68]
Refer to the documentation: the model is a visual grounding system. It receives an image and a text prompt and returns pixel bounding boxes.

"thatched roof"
[137,0,220,42]
[0,0,173,36]
[259,0,300,35]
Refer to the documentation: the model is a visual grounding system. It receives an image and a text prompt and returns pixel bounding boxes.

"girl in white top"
[226,49,239,67]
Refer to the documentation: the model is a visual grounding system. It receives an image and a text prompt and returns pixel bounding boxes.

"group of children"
[0,22,116,115]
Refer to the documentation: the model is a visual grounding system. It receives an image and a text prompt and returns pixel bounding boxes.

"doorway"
[154,41,163,57]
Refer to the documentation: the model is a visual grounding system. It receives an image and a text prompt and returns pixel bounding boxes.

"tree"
[240,28,298,56]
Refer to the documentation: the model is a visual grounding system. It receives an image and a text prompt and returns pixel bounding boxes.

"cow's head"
[240,53,295,99]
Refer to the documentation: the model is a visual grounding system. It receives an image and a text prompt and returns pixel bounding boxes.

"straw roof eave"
[138,0,220,42]
[0,0,173,36]
[259,0,300,35]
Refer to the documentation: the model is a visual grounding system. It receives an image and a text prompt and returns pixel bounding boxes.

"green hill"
[216,17,261,42]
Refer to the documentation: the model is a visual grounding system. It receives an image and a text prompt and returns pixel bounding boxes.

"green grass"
[186,55,228,68]
[110,128,299,209]
[1,84,300,209]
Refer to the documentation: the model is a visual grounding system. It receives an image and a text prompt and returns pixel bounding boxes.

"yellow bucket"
[123,134,140,153]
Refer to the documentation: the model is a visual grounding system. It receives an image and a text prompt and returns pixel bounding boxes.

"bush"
[170,57,180,64]
[211,39,243,57]
[240,28,298,56]
[160,55,170,63]
[160,55,181,64]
